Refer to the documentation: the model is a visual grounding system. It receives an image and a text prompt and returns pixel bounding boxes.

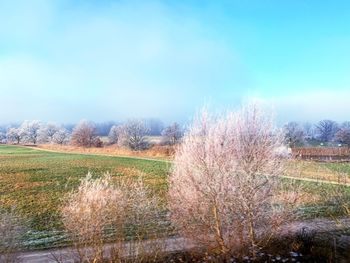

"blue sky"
[0,0,349,124]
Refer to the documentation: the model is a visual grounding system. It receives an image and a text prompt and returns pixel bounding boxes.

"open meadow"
[0,145,171,249]
[1,144,350,253]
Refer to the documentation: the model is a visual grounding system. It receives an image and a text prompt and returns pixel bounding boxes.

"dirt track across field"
[8,217,350,263]
[13,236,194,263]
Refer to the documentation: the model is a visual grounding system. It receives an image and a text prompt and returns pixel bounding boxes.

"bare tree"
[161,122,183,145]
[283,122,304,147]
[70,120,100,147]
[119,120,150,150]
[335,128,350,147]
[108,125,124,145]
[168,104,293,257]
[315,120,339,142]
[52,128,70,145]
[6,128,22,144]
[19,120,42,144]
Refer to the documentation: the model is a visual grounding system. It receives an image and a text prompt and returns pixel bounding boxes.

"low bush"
[61,173,167,262]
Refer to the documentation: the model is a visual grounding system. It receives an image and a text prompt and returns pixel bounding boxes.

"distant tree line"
[107,120,182,150]
[284,120,350,147]
[2,121,70,145]
[2,118,349,149]
[0,119,183,150]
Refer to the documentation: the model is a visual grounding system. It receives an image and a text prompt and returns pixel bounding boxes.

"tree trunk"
[212,203,228,254]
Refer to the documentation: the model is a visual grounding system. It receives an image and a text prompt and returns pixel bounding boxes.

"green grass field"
[0,145,170,249]
[1,144,350,250]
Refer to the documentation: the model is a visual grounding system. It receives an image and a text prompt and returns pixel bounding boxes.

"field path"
[11,217,350,263]
[14,237,194,263]
[22,145,350,187]
[281,175,350,187]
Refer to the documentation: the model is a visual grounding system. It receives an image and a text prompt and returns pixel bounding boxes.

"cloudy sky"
[0,0,349,124]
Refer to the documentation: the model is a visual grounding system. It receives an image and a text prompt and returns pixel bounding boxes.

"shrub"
[168,103,293,258]
[70,120,100,147]
[61,173,166,262]
[62,173,125,261]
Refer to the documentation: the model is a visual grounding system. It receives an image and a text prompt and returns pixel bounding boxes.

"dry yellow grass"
[36,144,175,160]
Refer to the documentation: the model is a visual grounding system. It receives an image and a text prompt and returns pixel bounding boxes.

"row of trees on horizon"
[284,120,350,147]
[0,118,350,149]
[0,119,183,150]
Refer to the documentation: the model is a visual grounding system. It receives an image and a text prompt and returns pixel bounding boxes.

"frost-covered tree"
[6,128,22,144]
[169,104,294,257]
[108,125,123,145]
[71,120,100,147]
[38,123,60,143]
[283,122,304,147]
[119,120,150,150]
[161,122,183,145]
[20,120,42,144]
[52,128,70,145]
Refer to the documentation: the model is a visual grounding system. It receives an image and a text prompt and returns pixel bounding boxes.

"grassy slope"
[0,145,170,248]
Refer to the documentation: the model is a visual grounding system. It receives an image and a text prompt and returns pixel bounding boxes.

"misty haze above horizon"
[0,0,349,124]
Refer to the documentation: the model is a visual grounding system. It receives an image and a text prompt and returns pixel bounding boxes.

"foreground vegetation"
[0,145,350,252]
[1,144,350,258]
[0,145,170,249]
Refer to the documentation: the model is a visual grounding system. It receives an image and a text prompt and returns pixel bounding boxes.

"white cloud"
[0,0,244,123]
